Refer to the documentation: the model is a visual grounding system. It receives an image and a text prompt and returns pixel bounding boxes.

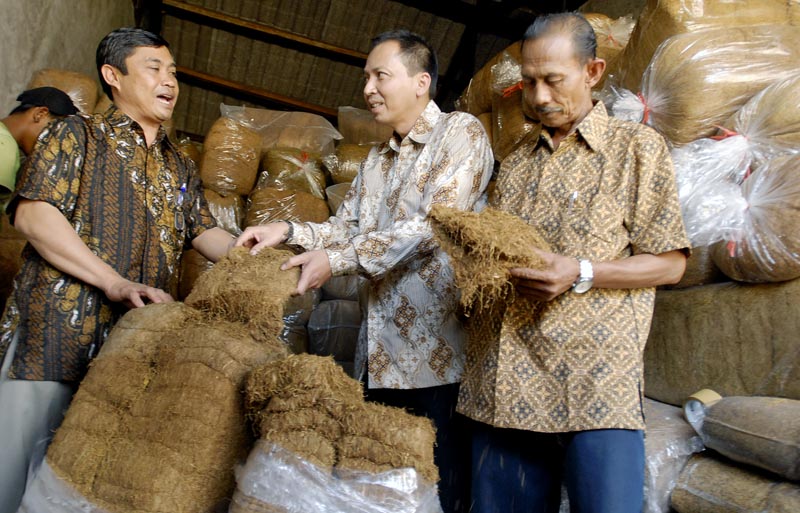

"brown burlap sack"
[429,204,550,312]
[337,106,393,145]
[47,303,285,513]
[639,24,800,146]
[27,68,98,114]
[245,186,330,226]
[609,0,796,92]
[671,454,800,513]
[726,72,800,166]
[204,188,245,235]
[699,396,800,481]
[457,41,522,116]
[323,143,371,185]
[178,248,213,300]
[710,153,800,283]
[185,246,299,347]
[644,280,800,406]
[259,147,326,199]
[200,116,262,197]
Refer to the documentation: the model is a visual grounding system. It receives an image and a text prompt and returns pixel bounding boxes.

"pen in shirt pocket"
[177,183,187,206]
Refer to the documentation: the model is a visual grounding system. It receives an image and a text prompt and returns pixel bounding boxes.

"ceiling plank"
[177,65,338,120]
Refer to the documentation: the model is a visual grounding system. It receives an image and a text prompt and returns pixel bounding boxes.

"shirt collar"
[103,104,169,147]
[538,100,608,153]
[379,100,440,154]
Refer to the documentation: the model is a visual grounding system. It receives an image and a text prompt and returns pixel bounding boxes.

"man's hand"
[509,249,580,302]
[104,278,174,309]
[235,222,290,255]
[281,249,332,295]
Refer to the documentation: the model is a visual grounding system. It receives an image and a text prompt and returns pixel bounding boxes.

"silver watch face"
[573,279,592,294]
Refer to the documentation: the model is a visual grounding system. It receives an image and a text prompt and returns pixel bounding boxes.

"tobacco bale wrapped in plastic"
[176,137,202,166]
[660,245,726,290]
[608,0,797,92]
[222,104,342,156]
[200,116,261,197]
[245,187,330,226]
[26,68,98,114]
[0,239,26,312]
[635,25,800,146]
[710,153,800,283]
[337,106,393,145]
[725,71,800,167]
[322,143,372,185]
[307,299,361,362]
[259,147,326,199]
[584,13,635,65]
[92,93,112,115]
[32,303,286,513]
[185,246,301,347]
[671,454,800,513]
[689,396,800,481]
[178,248,213,300]
[204,188,244,235]
[490,52,541,162]
[456,42,521,117]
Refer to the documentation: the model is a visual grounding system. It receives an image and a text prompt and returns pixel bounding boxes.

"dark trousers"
[365,382,471,513]
[471,422,645,513]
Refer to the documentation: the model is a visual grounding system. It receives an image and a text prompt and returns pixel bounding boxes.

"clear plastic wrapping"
[199,115,262,197]
[608,0,797,92]
[642,398,705,513]
[337,106,393,145]
[726,72,800,167]
[584,13,635,64]
[259,147,326,199]
[18,458,111,513]
[176,136,203,165]
[245,187,331,226]
[326,182,353,216]
[307,299,361,362]
[710,153,800,283]
[221,104,342,156]
[230,441,442,513]
[490,51,540,162]
[204,188,245,235]
[635,25,800,146]
[669,136,751,246]
[322,143,372,185]
[26,68,99,114]
[456,42,522,116]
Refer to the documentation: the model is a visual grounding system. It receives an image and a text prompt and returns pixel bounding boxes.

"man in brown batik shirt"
[0,28,235,513]
[457,13,690,513]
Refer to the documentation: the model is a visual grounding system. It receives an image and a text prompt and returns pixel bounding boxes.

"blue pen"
[178,183,187,206]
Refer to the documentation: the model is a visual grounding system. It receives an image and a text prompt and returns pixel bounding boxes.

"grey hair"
[523,12,597,62]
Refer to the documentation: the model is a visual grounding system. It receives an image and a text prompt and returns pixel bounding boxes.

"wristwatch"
[572,259,594,294]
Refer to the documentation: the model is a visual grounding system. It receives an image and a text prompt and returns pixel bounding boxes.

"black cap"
[16,87,79,116]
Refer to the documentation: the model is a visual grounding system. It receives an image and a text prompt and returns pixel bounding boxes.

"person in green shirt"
[1,87,79,207]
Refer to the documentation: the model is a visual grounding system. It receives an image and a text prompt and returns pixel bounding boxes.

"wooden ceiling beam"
[162,0,368,67]
[176,65,338,121]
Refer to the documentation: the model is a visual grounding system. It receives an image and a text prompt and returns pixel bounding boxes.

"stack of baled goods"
[18,248,298,513]
[671,393,800,512]
[606,0,800,93]
[0,213,26,311]
[456,12,633,163]
[26,68,99,114]
[230,354,441,513]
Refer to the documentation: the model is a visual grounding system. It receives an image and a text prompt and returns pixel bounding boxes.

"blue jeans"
[471,423,644,513]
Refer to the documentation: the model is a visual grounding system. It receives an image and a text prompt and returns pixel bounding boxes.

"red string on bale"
[636,92,651,124]
[502,81,523,98]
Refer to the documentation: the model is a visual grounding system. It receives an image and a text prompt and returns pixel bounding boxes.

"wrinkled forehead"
[521,35,583,75]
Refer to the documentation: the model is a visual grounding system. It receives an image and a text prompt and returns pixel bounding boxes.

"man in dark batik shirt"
[0,28,236,513]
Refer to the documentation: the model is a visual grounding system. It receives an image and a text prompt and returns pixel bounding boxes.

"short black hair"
[96,27,171,99]
[9,87,79,117]
[523,12,597,62]
[370,30,439,95]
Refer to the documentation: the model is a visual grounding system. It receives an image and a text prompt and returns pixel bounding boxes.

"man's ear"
[416,72,432,98]
[31,106,50,124]
[101,64,122,93]
[585,58,606,89]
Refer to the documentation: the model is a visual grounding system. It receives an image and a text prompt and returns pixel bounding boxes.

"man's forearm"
[192,226,236,262]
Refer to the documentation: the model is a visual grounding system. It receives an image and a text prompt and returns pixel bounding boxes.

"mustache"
[534,106,563,114]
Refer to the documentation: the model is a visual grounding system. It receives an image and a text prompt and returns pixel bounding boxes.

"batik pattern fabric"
[291,101,494,389]
[457,102,689,431]
[0,105,215,382]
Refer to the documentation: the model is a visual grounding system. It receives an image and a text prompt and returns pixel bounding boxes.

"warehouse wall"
[0,0,134,114]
